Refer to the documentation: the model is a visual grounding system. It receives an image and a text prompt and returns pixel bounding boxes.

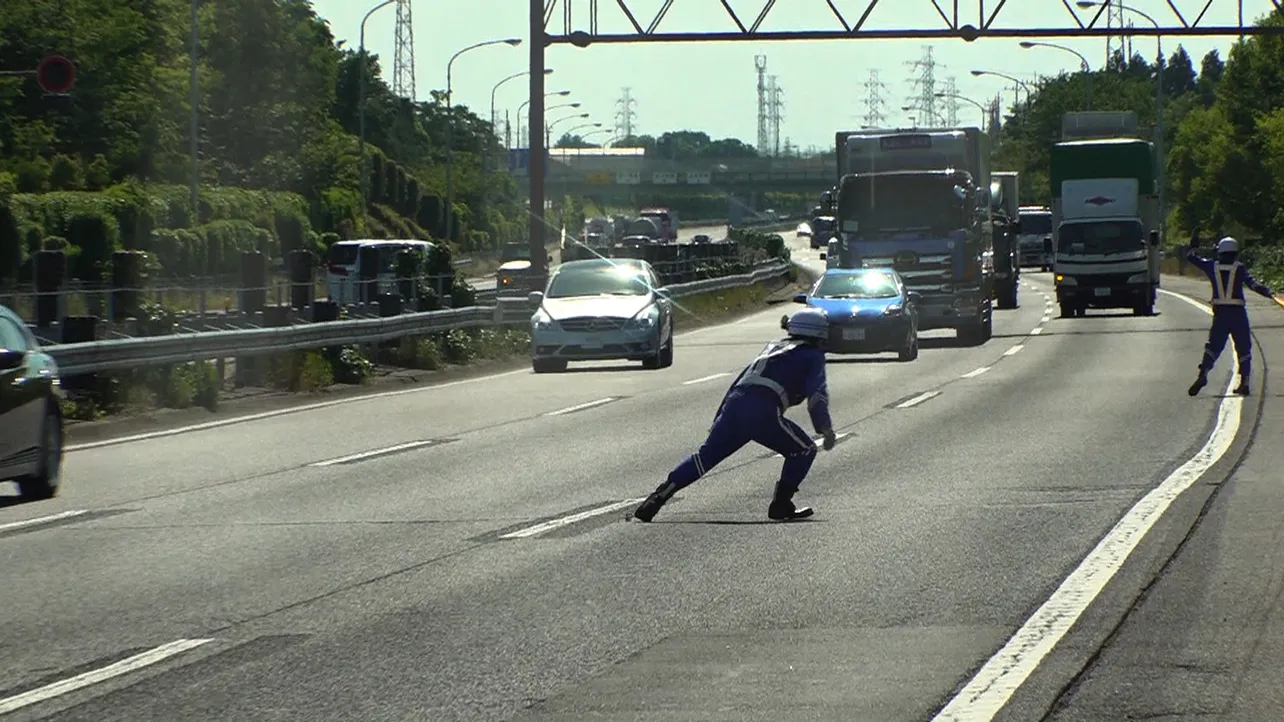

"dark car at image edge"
[0,304,65,502]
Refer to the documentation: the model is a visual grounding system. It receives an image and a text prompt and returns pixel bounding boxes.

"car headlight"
[1126,273,1148,283]
[532,308,554,330]
[627,305,660,329]
[883,304,903,316]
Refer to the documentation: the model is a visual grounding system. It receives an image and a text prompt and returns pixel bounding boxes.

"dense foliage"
[0,0,524,285]
[991,8,1284,281]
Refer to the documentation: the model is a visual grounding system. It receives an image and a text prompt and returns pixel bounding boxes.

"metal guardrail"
[47,260,791,375]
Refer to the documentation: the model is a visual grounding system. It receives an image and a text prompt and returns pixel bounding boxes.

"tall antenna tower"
[614,87,637,139]
[768,76,784,156]
[1105,0,1128,66]
[755,55,770,155]
[940,76,959,126]
[905,45,940,126]
[392,0,416,98]
[863,70,889,127]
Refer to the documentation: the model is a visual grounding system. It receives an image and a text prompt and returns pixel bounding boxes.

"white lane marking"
[0,509,89,533]
[66,308,758,452]
[0,638,214,714]
[1041,315,1051,323]
[774,431,853,457]
[683,372,731,386]
[309,440,439,467]
[961,367,990,379]
[1004,344,1024,356]
[545,397,618,416]
[1029,327,1043,336]
[500,499,645,538]
[932,288,1241,722]
[895,391,941,408]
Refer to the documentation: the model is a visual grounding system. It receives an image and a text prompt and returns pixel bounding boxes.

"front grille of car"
[558,317,627,332]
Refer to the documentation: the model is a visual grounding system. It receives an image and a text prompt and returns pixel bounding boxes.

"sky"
[310,1,1272,152]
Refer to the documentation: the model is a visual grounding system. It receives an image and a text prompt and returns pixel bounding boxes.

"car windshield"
[1059,220,1144,254]
[814,272,899,299]
[500,244,530,262]
[547,264,651,298]
[837,174,967,236]
[1019,213,1052,235]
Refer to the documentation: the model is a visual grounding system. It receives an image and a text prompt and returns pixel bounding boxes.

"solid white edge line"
[0,638,214,714]
[309,440,439,467]
[545,397,617,416]
[500,499,646,538]
[895,391,940,409]
[932,288,1240,721]
[0,509,89,533]
[961,367,990,379]
[683,372,732,386]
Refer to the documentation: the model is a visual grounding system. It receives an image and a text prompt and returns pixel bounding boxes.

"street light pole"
[445,37,521,245]
[517,91,571,146]
[935,93,988,128]
[970,69,1036,106]
[545,113,590,148]
[189,0,200,214]
[358,0,397,227]
[1019,41,1092,110]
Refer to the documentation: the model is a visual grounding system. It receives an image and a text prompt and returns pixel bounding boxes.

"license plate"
[580,338,602,350]
[842,328,865,341]
[1094,287,1111,297]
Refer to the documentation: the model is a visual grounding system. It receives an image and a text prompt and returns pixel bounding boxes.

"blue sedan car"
[787,268,921,361]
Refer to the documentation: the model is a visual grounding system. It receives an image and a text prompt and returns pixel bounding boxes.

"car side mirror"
[547,254,553,263]
[527,291,544,308]
[818,252,827,261]
[793,293,807,304]
[907,291,922,304]
[0,348,25,371]
[780,314,790,331]
[1043,237,1053,254]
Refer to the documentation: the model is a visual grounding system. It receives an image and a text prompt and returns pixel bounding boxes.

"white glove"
[822,429,837,451]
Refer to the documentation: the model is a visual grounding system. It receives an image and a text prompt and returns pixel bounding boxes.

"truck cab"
[1053,178,1160,316]
[638,208,678,242]
[1017,206,1053,270]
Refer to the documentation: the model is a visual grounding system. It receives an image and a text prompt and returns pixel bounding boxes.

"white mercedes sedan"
[527,258,675,373]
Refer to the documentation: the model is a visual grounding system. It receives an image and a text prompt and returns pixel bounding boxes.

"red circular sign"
[36,55,75,94]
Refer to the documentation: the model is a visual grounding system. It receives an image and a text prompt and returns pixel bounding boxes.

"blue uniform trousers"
[665,387,818,494]
[1201,306,1252,377]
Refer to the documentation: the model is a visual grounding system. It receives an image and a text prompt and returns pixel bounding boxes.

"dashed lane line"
[961,366,990,379]
[0,639,214,715]
[895,391,941,409]
[545,397,620,416]
[309,439,445,467]
[1004,344,1025,356]
[499,499,645,539]
[683,373,731,386]
[0,510,90,533]
[932,288,1243,721]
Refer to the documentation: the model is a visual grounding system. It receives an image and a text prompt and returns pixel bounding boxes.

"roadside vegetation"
[990,8,1284,286]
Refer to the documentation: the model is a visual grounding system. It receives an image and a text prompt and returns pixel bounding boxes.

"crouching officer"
[631,307,838,523]
[1187,236,1275,396]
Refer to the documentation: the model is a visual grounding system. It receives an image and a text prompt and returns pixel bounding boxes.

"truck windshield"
[1059,221,1144,254]
[1018,213,1052,235]
[837,175,967,236]
[500,244,531,262]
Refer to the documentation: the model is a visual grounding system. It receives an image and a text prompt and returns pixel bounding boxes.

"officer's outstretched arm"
[1242,267,1275,299]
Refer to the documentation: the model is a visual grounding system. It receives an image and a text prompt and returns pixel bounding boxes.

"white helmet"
[1217,236,1239,254]
[786,307,829,341]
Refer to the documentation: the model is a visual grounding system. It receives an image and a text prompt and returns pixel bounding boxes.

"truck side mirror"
[818,252,827,261]
[1148,230,1160,246]
[1043,237,1053,254]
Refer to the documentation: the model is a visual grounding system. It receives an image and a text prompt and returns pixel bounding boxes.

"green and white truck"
[1050,112,1161,317]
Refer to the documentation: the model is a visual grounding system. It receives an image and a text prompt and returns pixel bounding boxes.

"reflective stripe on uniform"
[1213,262,1246,306]
[734,341,797,408]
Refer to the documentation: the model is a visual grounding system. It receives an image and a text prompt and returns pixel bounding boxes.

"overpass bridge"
[507,147,838,200]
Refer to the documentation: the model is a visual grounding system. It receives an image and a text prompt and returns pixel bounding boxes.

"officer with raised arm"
[1187,236,1276,396]
[631,307,838,523]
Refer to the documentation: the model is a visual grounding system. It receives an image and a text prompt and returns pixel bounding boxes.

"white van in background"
[324,239,435,304]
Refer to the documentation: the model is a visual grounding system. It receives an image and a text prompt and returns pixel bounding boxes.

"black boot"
[767,480,814,521]
[632,481,677,522]
[1234,376,1250,395]
[1188,367,1208,396]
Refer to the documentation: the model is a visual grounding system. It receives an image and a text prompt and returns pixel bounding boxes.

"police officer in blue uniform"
[1187,236,1275,396]
[631,307,838,522]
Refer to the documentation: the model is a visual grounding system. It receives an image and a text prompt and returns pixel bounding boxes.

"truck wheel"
[997,285,1018,310]
[1059,303,1074,319]
[1133,299,1154,316]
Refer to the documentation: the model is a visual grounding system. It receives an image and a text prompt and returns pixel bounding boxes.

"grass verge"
[60,271,807,442]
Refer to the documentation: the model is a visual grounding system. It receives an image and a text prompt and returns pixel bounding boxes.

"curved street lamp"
[970,69,1036,106]
[1019,40,1092,109]
[445,37,521,244]
[491,68,552,132]
[358,0,399,222]
[934,92,989,127]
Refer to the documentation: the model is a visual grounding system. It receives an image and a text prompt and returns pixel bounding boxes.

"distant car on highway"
[324,239,434,304]
[0,304,64,501]
[528,258,675,373]
[787,268,921,362]
[496,243,552,293]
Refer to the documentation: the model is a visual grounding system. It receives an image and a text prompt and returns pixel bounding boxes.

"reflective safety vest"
[1212,262,1246,306]
[734,340,800,408]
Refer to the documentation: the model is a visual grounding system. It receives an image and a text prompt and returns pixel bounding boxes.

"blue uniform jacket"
[714,339,833,434]
[1186,250,1274,305]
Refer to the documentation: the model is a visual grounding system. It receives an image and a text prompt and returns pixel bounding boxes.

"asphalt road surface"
[0,246,1276,721]
[468,225,730,291]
